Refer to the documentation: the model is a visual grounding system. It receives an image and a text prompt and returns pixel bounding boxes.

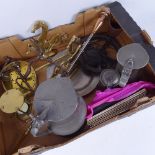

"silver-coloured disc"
[117,43,149,69]
[70,68,99,96]
[34,78,79,122]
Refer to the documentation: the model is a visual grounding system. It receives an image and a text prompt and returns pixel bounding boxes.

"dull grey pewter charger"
[31,77,87,137]
[117,43,149,87]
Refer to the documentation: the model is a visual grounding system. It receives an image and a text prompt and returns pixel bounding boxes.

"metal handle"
[119,58,134,87]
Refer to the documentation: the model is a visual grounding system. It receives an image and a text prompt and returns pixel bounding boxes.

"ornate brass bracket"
[27,20,69,58]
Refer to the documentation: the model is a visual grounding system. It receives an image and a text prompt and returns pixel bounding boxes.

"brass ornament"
[33,35,81,76]
[1,61,37,93]
[0,89,24,114]
[52,35,81,77]
[27,20,69,58]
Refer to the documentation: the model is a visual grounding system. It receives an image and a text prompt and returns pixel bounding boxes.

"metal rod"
[35,63,50,72]
[67,12,109,75]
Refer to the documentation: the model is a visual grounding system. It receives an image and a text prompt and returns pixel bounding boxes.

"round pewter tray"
[117,43,149,69]
[70,68,99,96]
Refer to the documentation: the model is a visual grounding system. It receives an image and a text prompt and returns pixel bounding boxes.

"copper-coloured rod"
[66,10,110,75]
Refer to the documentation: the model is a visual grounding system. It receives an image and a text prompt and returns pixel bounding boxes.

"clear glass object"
[100,69,120,88]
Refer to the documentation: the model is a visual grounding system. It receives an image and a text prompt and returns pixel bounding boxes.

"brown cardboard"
[0,2,155,155]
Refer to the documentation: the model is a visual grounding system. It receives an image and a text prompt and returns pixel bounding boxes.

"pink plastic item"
[87,81,155,119]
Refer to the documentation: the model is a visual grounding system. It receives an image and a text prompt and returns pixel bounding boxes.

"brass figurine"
[27,20,68,58]
[0,61,37,93]
[33,35,81,75]
[52,35,81,77]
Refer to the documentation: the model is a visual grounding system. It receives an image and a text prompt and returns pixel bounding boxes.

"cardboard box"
[0,2,155,155]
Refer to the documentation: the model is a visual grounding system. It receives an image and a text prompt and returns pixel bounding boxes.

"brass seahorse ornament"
[31,20,49,50]
[27,20,68,58]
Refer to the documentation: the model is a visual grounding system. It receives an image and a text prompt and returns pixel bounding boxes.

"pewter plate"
[117,43,149,69]
[33,78,78,122]
[70,68,99,96]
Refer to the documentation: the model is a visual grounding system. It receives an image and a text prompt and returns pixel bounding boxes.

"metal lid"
[117,43,149,69]
[33,77,79,122]
[70,68,99,96]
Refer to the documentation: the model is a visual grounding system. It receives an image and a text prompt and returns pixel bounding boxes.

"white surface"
[0,0,155,41]
[0,0,111,39]
[42,105,155,155]
[0,0,155,155]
